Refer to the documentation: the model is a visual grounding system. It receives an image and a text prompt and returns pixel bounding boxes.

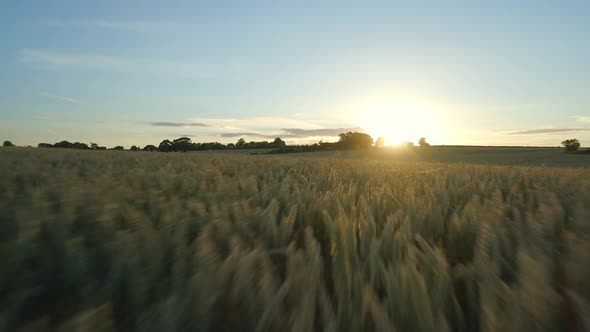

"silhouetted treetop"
[337,132,373,149]
[3,141,15,147]
[236,138,246,148]
[375,137,386,148]
[143,145,157,152]
[273,137,286,148]
[158,139,173,152]
[419,137,430,147]
[562,139,580,152]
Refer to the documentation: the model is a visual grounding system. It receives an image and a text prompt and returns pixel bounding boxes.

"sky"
[1,0,589,147]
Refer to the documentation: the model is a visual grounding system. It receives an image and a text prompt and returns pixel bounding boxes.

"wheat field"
[1,148,590,331]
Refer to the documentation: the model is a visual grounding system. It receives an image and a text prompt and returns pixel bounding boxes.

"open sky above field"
[1,1,589,147]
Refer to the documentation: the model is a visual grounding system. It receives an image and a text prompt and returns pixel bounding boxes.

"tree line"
[2,133,377,153]
[2,137,288,152]
[3,134,437,153]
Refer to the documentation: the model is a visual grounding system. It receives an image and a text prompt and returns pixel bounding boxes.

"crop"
[1,148,589,331]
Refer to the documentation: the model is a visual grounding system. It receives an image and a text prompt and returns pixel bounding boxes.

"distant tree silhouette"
[562,139,580,152]
[337,132,373,149]
[172,137,194,152]
[91,142,99,150]
[143,145,157,152]
[236,138,246,149]
[158,139,173,152]
[38,143,53,148]
[375,137,386,148]
[130,145,139,151]
[54,140,74,149]
[418,137,430,147]
[227,143,235,149]
[403,141,415,148]
[112,146,124,151]
[3,141,15,147]
[73,142,90,150]
[273,137,286,148]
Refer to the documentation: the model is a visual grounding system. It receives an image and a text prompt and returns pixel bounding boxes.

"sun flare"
[355,100,441,146]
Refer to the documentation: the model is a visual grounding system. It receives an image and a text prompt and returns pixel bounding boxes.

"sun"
[354,100,440,146]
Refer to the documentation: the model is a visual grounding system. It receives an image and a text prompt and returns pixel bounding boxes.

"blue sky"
[1,0,589,147]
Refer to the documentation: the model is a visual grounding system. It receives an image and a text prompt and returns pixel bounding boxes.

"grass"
[270,146,590,168]
[1,147,590,331]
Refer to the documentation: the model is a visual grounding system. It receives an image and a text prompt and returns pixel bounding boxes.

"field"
[266,146,590,168]
[1,147,590,331]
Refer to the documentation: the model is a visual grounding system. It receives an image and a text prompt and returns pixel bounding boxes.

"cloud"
[220,132,264,138]
[575,116,590,123]
[280,127,365,137]
[20,49,239,78]
[509,128,590,135]
[43,19,177,33]
[22,49,130,70]
[39,92,82,104]
[183,116,364,143]
[152,122,210,128]
[218,127,366,139]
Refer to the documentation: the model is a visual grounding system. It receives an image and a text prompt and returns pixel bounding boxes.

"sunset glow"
[355,100,442,145]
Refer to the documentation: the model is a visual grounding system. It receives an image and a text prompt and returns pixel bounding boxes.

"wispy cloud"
[281,127,365,137]
[179,116,364,143]
[219,127,365,140]
[22,49,130,70]
[20,49,240,78]
[39,92,82,104]
[190,117,357,132]
[43,19,177,33]
[509,128,590,135]
[220,132,263,138]
[152,122,210,128]
[575,116,590,123]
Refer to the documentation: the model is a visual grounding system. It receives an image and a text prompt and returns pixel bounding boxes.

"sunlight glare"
[355,100,441,146]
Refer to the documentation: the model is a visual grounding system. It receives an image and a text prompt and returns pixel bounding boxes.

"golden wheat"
[1,148,589,331]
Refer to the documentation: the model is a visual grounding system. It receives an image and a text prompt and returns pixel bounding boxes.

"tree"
[375,137,386,148]
[158,139,173,152]
[3,141,15,147]
[403,141,415,148]
[90,142,107,150]
[236,138,246,149]
[337,132,373,150]
[172,137,194,152]
[272,137,286,148]
[112,146,124,151]
[562,139,580,152]
[130,145,139,151]
[418,137,430,147]
[54,140,74,149]
[73,142,89,150]
[143,145,157,152]
[38,143,53,148]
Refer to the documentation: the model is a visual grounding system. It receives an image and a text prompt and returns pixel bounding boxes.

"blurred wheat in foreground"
[1,148,590,332]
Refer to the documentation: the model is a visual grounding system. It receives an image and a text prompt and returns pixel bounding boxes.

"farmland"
[1,147,590,331]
